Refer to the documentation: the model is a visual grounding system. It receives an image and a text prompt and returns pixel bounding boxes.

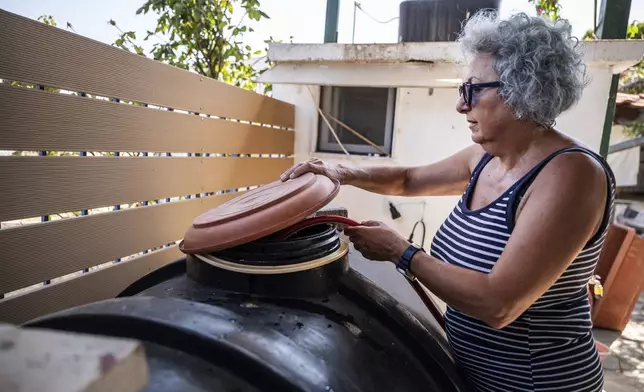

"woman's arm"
[408,153,608,328]
[345,144,484,196]
[281,144,485,197]
[345,152,608,328]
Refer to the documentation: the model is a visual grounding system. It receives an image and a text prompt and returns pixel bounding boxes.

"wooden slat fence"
[0,9,295,324]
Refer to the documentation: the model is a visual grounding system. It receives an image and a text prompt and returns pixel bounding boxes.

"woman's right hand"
[280,158,349,184]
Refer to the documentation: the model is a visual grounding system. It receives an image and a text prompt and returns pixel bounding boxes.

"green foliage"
[626,22,644,39]
[583,20,644,40]
[619,21,644,98]
[614,21,644,137]
[109,19,146,56]
[37,14,57,27]
[581,18,644,100]
[529,0,561,20]
[110,0,272,92]
[34,3,284,96]
[259,35,293,94]
[624,123,644,138]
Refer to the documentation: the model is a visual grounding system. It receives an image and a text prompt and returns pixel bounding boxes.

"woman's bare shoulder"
[535,130,607,190]
[532,146,608,206]
[549,145,606,181]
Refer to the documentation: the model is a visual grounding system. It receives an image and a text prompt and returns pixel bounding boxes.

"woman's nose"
[456,95,470,114]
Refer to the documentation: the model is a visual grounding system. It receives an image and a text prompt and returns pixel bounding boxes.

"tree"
[110,0,271,92]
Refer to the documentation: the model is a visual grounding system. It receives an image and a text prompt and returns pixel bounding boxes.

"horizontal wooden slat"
[0,246,183,325]
[0,9,294,128]
[0,193,240,294]
[0,85,294,154]
[0,156,292,222]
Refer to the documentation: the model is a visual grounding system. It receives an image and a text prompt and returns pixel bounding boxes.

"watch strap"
[396,243,423,280]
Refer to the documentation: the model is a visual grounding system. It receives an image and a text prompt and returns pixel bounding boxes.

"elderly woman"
[281,11,614,392]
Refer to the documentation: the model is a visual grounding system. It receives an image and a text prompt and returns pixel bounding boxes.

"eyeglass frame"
[458,81,502,106]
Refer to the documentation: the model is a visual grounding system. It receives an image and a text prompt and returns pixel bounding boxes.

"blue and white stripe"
[430,147,615,392]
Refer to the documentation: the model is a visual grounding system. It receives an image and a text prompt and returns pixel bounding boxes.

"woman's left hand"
[343,221,410,263]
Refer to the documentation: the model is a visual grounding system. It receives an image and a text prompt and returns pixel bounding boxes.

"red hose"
[276,215,446,329]
[408,279,445,329]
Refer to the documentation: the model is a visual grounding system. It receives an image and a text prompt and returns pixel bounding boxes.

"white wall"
[272,66,615,248]
[557,66,614,150]
[607,124,641,187]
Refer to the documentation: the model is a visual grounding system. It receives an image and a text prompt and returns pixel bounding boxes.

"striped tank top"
[429,146,615,392]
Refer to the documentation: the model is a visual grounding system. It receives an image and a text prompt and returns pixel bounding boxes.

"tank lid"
[179,172,340,254]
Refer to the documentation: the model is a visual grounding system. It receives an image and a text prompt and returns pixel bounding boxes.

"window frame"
[316,86,397,156]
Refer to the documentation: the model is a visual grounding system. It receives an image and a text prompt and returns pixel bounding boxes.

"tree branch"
[215,0,231,80]
[225,11,248,43]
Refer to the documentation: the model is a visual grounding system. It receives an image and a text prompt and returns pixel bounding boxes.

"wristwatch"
[396,243,423,281]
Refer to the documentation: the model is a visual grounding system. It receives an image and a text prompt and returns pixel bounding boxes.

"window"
[317,86,396,156]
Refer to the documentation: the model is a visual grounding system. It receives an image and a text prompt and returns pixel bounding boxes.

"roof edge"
[267,40,644,71]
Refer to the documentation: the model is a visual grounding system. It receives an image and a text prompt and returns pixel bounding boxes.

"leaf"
[626,23,642,39]
[115,38,125,47]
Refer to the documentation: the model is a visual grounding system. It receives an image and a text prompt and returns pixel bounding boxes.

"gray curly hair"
[457,11,590,127]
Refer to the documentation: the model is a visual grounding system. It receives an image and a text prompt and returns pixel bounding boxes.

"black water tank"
[24,260,469,392]
[398,0,502,42]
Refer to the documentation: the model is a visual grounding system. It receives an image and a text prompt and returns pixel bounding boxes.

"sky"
[1,0,643,55]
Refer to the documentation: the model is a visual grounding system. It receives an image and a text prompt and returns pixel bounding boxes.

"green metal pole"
[324,0,340,43]
[597,0,632,158]
[600,74,621,157]
[596,0,632,38]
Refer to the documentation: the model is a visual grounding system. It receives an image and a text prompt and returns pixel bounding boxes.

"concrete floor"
[594,293,644,392]
[347,242,644,392]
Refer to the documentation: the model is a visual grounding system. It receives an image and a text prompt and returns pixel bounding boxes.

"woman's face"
[456,54,517,145]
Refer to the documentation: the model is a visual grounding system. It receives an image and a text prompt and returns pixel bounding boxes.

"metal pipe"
[324,0,340,43]
[608,136,644,154]
[352,1,357,43]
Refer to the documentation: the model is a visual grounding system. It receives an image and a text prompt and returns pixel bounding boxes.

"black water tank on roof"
[398,0,501,42]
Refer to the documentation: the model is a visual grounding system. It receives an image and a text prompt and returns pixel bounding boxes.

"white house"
[260,41,644,249]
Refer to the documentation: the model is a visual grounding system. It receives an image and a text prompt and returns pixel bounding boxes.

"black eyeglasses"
[459,81,502,105]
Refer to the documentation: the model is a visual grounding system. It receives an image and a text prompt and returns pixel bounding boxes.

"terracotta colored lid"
[179,172,340,254]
